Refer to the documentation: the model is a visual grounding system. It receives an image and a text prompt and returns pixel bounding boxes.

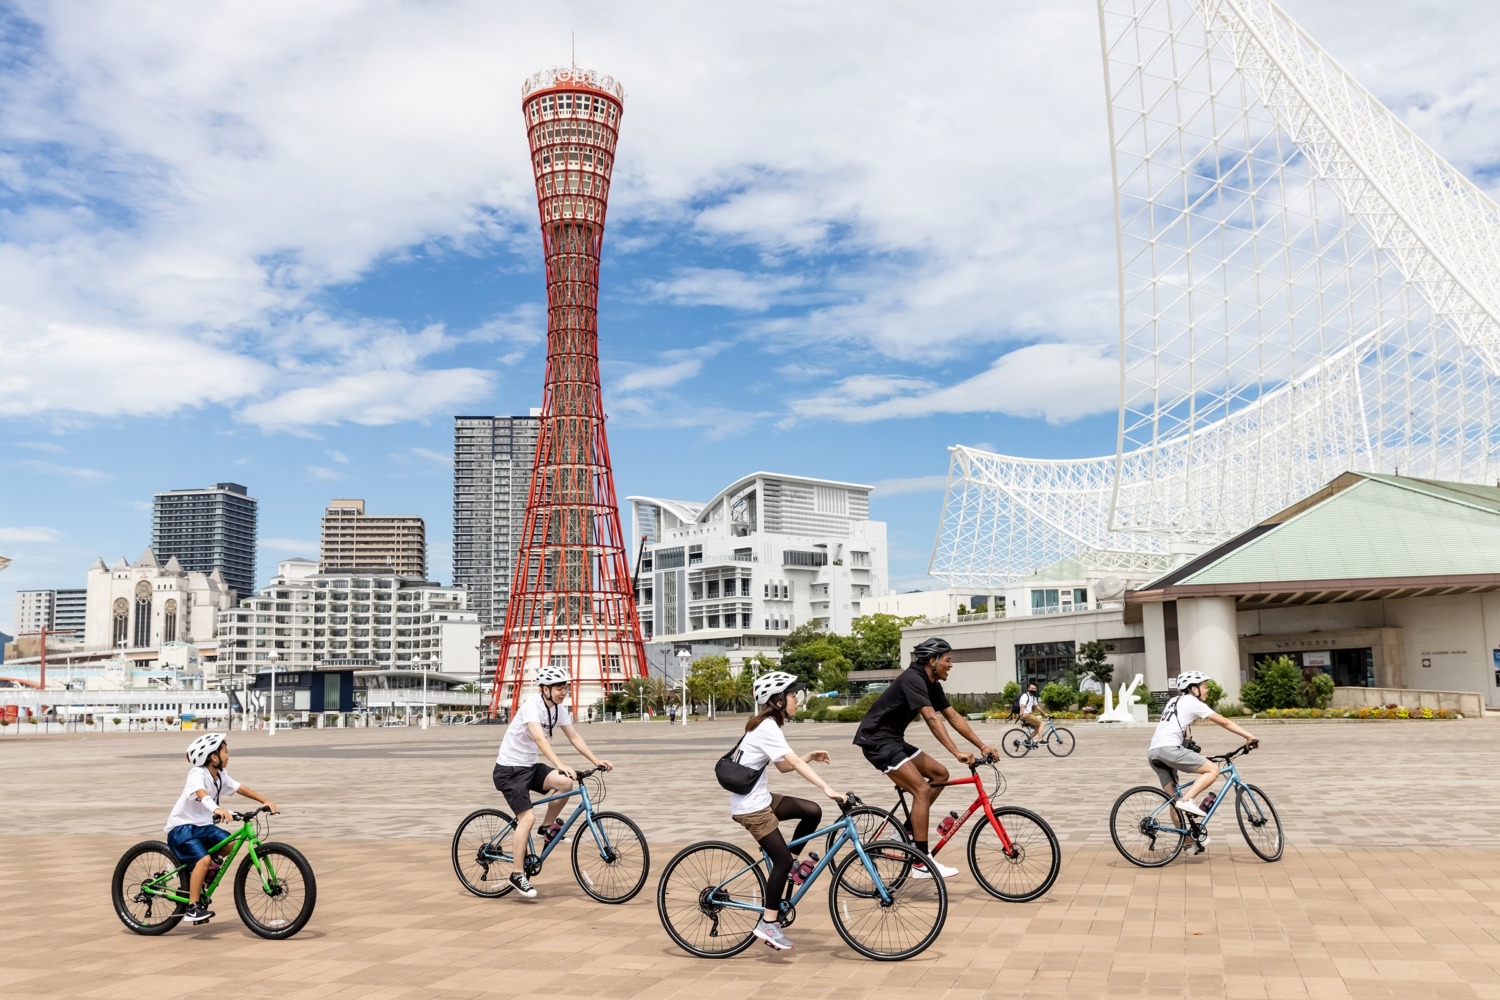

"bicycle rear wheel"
[1235,784,1284,862]
[1109,786,1186,867]
[1000,728,1032,758]
[572,811,650,903]
[967,806,1061,902]
[1047,728,1076,757]
[451,808,517,898]
[234,842,316,940]
[657,841,765,958]
[111,841,187,935]
[828,840,946,960]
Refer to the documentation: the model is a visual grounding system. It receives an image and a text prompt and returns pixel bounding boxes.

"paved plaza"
[3,717,1500,998]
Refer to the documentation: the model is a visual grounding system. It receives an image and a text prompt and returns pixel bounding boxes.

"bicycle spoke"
[572,811,649,903]
[234,843,317,939]
[1235,784,1284,862]
[111,842,186,935]
[829,841,946,960]
[657,842,764,958]
[1109,787,1185,868]
[452,809,517,898]
[968,807,1060,902]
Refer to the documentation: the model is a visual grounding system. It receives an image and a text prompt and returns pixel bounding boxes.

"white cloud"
[327,449,349,464]
[871,475,949,497]
[790,344,1119,425]
[16,459,112,482]
[616,359,704,393]
[0,526,63,544]
[405,447,453,466]
[304,465,343,481]
[645,267,806,312]
[261,537,319,554]
[239,368,493,432]
[17,441,65,453]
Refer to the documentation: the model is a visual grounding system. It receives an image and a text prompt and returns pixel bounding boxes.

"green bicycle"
[111,806,316,939]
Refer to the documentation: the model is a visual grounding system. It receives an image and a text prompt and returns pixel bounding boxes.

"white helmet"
[186,733,227,767]
[537,665,570,686]
[753,671,802,707]
[1176,670,1210,692]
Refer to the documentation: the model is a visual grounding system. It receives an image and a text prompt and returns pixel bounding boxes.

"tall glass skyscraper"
[152,483,258,600]
[452,416,539,628]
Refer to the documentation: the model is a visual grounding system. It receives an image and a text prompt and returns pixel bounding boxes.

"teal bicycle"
[1109,742,1283,866]
[1001,714,1075,757]
[111,807,316,938]
[451,766,649,903]
[656,793,946,961]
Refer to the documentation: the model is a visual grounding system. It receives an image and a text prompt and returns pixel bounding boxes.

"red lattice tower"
[490,66,648,716]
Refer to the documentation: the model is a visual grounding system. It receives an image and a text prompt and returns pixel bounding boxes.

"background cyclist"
[1148,670,1258,837]
[1018,681,1043,742]
[727,671,843,952]
[852,636,995,878]
[492,666,613,899]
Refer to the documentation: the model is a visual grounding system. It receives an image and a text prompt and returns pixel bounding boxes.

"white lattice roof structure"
[930,0,1500,588]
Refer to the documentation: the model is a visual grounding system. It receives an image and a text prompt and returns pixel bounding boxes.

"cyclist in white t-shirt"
[492,666,613,898]
[728,671,843,952]
[1148,671,1258,837]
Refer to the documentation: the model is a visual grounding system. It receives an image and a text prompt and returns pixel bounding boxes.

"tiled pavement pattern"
[3,717,1499,997]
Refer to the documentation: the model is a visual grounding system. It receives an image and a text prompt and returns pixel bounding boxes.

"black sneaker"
[508,872,537,898]
[183,902,215,923]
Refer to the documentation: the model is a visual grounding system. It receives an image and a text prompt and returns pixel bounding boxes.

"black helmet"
[911,637,953,664]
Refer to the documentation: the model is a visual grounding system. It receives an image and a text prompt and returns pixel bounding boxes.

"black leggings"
[757,796,823,915]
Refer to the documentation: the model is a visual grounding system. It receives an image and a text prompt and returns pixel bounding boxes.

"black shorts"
[860,741,923,773]
[492,762,555,815]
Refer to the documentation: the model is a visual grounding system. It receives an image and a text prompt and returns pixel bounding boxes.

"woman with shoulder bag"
[726,671,843,952]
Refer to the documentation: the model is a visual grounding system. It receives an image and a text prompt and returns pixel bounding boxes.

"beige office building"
[319,500,426,577]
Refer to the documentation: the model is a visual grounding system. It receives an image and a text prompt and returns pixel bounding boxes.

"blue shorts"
[167,823,232,864]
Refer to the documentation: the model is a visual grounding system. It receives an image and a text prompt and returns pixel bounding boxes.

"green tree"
[1241,655,1303,711]
[1074,640,1116,688]
[687,655,734,719]
[849,613,922,671]
[728,665,755,712]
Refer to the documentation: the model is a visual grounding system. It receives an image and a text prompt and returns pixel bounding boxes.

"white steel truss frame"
[930,0,1500,588]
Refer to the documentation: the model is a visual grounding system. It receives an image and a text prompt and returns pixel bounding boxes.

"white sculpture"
[1098,673,1146,725]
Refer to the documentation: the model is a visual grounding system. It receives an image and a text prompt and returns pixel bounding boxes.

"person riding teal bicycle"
[492,665,613,899]
[853,636,996,879]
[165,733,278,924]
[1149,671,1258,841]
[728,670,842,952]
[1018,682,1043,740]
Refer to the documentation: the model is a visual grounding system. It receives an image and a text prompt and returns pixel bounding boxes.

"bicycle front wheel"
[234,842,316,940]
[1235,784,1284,862]
[828,840,946,960]
[111,841,186,935]
[572,811,650,903]
[451,808,517,898]
[1109,786,1185,868]
[657,841,765,958]
[1001,728,1032,758]
[967,806,1061,902]
[1047,728,1076,757]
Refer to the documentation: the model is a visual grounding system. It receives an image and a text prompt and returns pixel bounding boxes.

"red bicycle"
[826,754,1060,901]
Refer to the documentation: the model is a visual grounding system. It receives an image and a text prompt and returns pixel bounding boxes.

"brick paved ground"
[2,716,1498,997]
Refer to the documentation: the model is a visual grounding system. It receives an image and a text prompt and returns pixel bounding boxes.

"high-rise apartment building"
[14,588,87,637]
[319,499,426,577]
[453,415,540,628]
[152,483,258,600]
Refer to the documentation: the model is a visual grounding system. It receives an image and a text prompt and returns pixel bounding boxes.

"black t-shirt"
[853,665,951,747]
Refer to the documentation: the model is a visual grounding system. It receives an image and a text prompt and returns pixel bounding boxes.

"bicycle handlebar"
[838,792,863,813]
[573,765,608,781]
[1208,741,1260,764]
[231,805,276,822]
[968,752,1000,771]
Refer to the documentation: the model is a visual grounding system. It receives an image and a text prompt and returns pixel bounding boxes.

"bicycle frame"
[483,778,613,865]
[1149,758,1246,837]
[715,809,897,914]
[890,766,1014,856]
[142,821,278,905]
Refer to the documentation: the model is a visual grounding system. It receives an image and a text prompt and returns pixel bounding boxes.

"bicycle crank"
[524,853,543,877]
[778,903,796,928]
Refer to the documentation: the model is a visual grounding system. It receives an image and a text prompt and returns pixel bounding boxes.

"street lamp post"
[676,649,691,727]
[268,651,280,737]
[421,654,430,730]
[241,668,250,732]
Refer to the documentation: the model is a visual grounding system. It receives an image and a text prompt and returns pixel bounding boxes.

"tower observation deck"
[490,66,650,715]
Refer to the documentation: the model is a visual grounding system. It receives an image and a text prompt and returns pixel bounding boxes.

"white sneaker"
[1175,798,1207,817]
[912,856,960,879]
[753,920,793,950]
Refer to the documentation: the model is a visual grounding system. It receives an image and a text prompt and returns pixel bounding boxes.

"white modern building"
[85,549,237,651]
[629,472,889,663]
[320,498,427,577]
[215,559,481,685]
[14,588,87,638]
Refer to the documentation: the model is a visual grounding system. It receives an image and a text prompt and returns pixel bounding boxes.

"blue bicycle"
[451,766,650,902]
[1109,743,1282,866]
[656,793,947,961]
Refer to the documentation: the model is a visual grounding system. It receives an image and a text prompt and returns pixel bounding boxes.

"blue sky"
[3,1,1500,635]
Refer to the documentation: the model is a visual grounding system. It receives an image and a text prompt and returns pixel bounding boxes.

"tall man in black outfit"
[852,637,996,877]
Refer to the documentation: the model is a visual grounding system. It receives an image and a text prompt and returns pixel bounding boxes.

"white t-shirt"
[727,717,794,815]
[164,766,241,831]
[1018,692,1040,714]
[496,693,573,767]
[1149,693,1214,751]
